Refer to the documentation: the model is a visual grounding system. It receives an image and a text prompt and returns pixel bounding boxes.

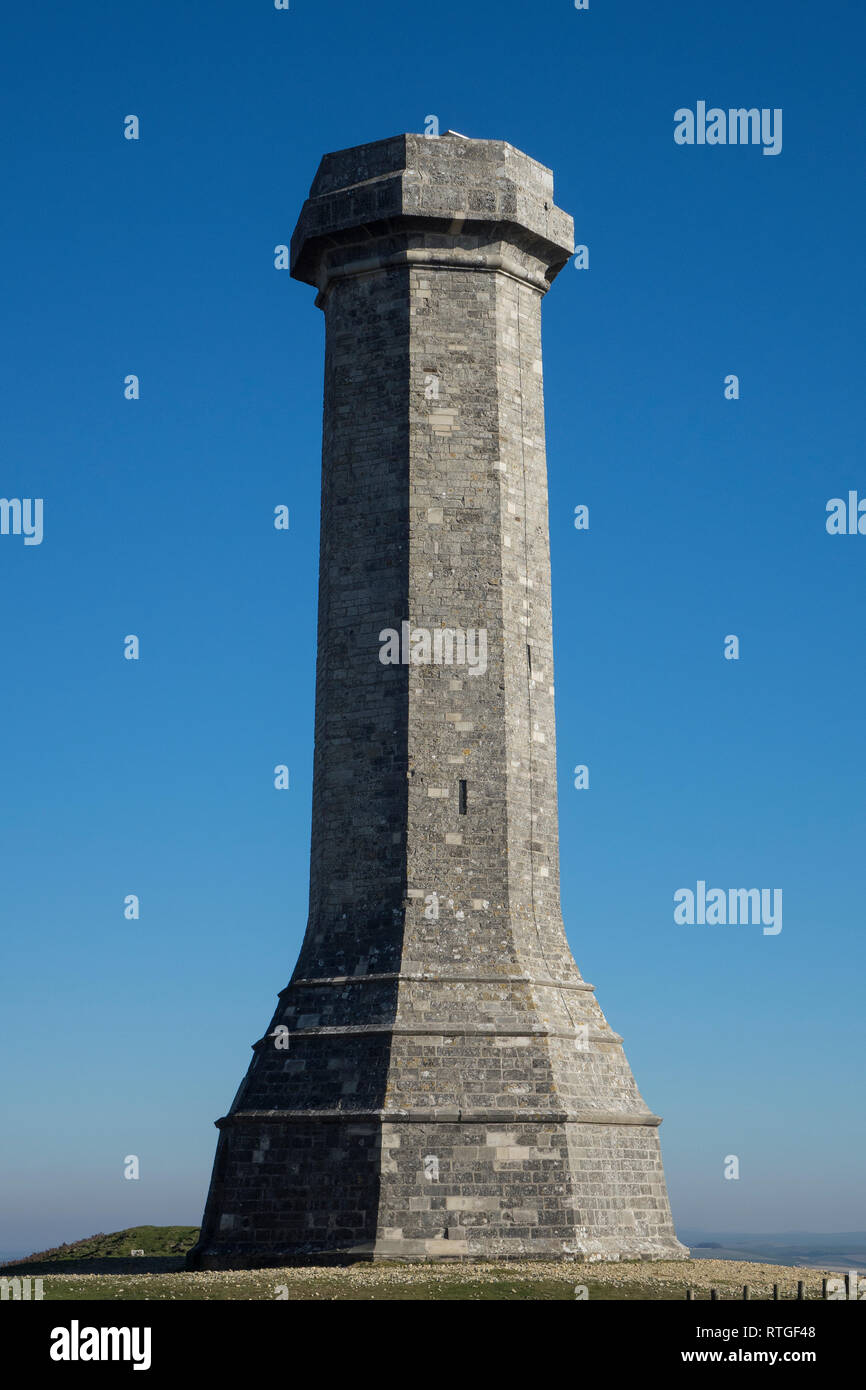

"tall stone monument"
[188,133,686,1265]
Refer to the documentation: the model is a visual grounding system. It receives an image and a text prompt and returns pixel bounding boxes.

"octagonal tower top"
[290,132,574,292]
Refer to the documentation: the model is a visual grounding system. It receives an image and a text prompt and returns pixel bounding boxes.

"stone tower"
[188,133,686,1265]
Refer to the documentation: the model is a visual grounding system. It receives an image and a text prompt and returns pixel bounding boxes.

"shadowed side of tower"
[188,133,687,1266]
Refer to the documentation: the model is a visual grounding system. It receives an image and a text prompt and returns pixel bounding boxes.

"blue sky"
[1,0,864,1253]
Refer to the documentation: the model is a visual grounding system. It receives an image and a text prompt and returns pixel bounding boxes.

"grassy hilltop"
[0,1227,836,1301]
[6,1226,199,1265]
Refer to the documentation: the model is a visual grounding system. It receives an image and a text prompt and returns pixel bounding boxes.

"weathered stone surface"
[188,133,687,1266]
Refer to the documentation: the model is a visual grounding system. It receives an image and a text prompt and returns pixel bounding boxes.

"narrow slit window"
[527,643,532,674]
[458,780,468,815]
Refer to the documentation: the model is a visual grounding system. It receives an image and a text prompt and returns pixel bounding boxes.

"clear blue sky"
[1,0,864,1254]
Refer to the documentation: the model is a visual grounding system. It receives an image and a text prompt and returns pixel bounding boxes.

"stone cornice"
[283,972,596,992]
[217,1107,662,1128]
[312,245,554,308]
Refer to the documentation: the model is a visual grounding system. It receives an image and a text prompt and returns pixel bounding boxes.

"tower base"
[187,1115,689,1268]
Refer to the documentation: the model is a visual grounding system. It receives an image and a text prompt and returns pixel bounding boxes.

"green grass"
[5,1225,199,1265]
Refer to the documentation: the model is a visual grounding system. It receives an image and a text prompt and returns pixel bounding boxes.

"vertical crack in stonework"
[188,133,687,1268]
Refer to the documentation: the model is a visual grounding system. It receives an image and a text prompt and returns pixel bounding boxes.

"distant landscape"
[680,1231,866,1273]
